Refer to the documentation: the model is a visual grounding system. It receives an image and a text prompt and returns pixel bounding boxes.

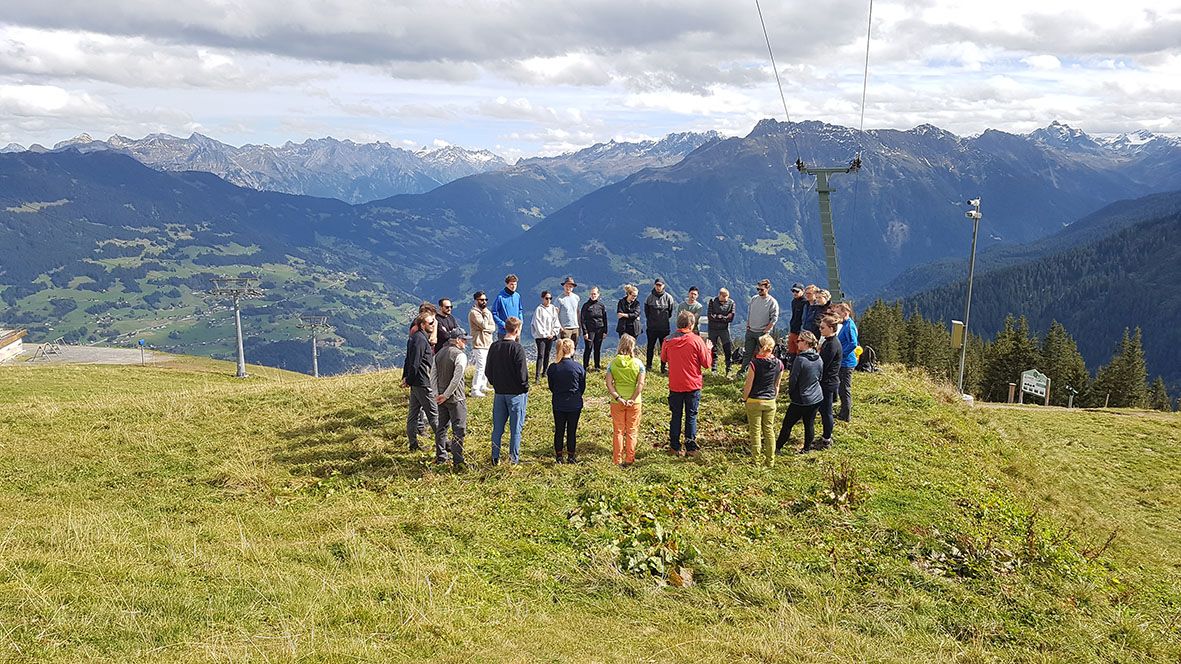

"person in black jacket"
[402,312,440,452]
[775,331,825,454]
[644,278,675,372]
[580,286,609,369]
[485,316,530,465]
[616,284,641,338]
[434,298,461,353]
[787,283,806,356]
[707,288,736,374]
[816,315,843,449]
[547,338,586,463]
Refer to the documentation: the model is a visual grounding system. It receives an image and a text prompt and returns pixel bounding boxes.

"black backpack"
[855,344,879,372]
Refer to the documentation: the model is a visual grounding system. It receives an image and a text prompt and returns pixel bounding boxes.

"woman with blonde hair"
[546,337,586,463]
[605,333,646,466]
[742,334,784,466]
[616,284,641,338]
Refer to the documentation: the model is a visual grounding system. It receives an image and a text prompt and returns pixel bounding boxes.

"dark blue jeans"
[668,390,701,452]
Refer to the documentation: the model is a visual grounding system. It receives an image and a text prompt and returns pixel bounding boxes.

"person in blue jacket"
[546,338,586,464]
[491,274,523,339]
[835,302,860,422]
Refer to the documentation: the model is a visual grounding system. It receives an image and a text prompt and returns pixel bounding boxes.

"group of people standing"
[401,274,859,469]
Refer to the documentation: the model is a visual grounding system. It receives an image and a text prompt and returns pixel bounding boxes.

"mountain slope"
[429,120,1181,301]
[1,360,1177,661]
[900,204,1181,389]
[878,190,1181,298]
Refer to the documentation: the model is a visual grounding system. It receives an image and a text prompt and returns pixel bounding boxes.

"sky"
[1,0,1179,160]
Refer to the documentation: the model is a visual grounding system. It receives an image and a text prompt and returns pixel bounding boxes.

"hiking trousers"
[745,398,777,466]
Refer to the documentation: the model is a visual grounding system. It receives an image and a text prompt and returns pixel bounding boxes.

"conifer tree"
[1092,328,1150,408]
[1040,321,1090,407]
[1148,377,1173,412]
[859,300,905,364]
[981,315,1040,402]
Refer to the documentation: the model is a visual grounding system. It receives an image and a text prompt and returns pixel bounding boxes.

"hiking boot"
[554,455,564,464]
[797,441,814,455]
[566,456,577,464]
[813,438,832,451]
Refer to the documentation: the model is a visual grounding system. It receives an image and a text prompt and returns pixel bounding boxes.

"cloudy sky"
[1,0,1179,158]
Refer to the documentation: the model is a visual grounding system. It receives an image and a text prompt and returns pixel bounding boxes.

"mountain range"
[427,120,1181,299]
[3,119,1180,379]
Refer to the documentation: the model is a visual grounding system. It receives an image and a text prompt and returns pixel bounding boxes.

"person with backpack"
[775,331,825,453]
[606,334,646,466]
[546,338,586,464]
[742,334,784,466]
[644,278,675,373]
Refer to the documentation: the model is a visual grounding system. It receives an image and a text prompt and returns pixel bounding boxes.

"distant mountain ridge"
[428,119,1181,302]
[43,132,509,203]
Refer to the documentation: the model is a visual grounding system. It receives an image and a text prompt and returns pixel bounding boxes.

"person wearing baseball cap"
[433,327,471,466]
[644,278,675,373]
[788,283,806,358]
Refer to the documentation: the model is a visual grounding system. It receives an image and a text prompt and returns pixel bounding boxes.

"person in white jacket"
[531,290,562,383]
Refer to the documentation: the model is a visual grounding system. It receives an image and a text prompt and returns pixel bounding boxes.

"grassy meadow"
[0,355,1178,662]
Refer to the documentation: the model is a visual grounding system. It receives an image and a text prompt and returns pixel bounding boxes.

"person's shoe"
[813,438,832,451]
[797,442,814,455]
[687,449,700,458]
[409,443,421,452]
[491,457,500,466]
[566,456,577,464]
[554,455,564,464]
[677,449,687,458]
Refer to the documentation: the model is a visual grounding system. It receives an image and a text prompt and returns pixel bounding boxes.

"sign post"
[1020,369,1050,406]
[138,338,145,366]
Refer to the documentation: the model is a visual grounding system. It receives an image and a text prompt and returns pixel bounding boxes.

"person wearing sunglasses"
[531,290,561,383]
[468,291,495,397]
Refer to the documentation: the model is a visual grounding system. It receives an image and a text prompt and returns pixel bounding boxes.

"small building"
[0,328,27,362]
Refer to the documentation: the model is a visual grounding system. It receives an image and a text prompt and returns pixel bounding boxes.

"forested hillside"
[900,211,1181,391]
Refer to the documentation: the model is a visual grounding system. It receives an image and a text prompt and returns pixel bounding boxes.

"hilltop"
[1,356,1177,661]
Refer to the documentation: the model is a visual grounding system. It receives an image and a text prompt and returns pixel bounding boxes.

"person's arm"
[700,337,713,370]
[725,302,735,323]
[629,370,646,405]
[515,344,529,387]
[402,335,421,387]
[580,303,590,338]
[742,365,755,400]
[439,353,466,403]
[773,360,784,399]
[577,365,586,395]
[606,367,619,401]
[763,299,779,334]
[491,295,506,329]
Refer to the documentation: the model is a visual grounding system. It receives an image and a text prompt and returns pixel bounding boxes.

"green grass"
[0,359,1178,662]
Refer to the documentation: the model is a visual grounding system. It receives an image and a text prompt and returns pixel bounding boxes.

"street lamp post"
[958,198,982,395]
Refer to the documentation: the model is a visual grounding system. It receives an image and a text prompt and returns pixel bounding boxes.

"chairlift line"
[754,0,876,302]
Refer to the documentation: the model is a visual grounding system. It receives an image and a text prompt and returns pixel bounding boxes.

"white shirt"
[531,304,562,340]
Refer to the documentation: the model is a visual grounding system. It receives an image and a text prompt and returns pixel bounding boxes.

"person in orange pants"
[606,334,646,466]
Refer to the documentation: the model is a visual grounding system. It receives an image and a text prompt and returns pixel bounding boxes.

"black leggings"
[819,387,836,439]
[583,331,605,368]
[775,402,820,451]
[553,409,581,458]
[645,330,669,371]
[535,337,554,380]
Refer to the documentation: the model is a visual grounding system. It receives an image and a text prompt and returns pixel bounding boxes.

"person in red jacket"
[661,310,713,457]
